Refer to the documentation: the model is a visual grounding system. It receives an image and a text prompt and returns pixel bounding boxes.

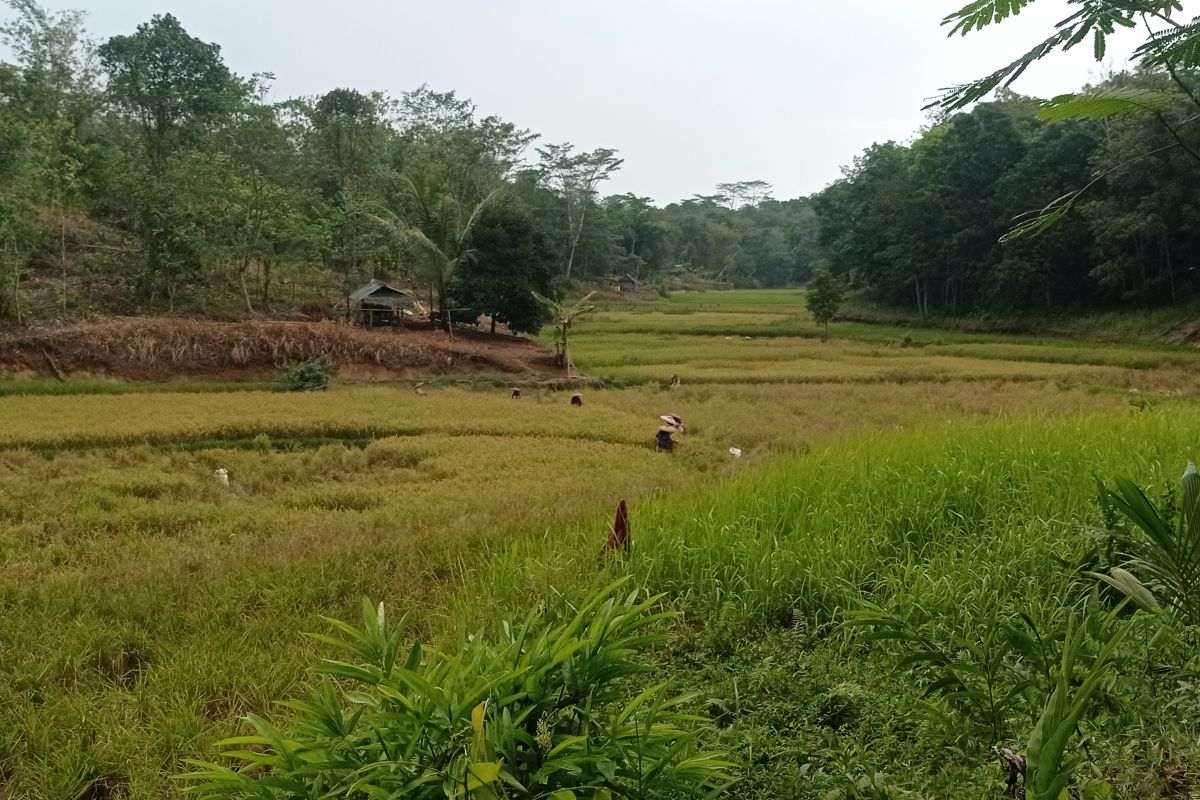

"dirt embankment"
[0,317,566,383]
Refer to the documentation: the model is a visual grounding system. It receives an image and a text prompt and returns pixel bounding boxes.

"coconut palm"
[371,174,495,336]
[1095,462,1200,627]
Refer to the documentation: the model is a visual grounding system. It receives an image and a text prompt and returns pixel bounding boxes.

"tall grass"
[440,408,1200,797]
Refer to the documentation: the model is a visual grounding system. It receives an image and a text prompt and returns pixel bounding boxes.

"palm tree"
[371,174,495,336]
[532,291,595,379]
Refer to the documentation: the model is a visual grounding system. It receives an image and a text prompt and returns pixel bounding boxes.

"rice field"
[2,289,1199,798]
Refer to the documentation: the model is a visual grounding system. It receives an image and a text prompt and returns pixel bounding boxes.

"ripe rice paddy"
[1,289,1199,797]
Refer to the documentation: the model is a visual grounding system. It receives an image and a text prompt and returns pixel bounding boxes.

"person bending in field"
[656,425,675,452]
[571,393,583,406]
[511,387,522,399]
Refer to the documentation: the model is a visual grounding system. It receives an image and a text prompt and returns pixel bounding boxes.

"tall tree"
[537,143,622,280]
[456,202,556,335]
[98,14,242,171]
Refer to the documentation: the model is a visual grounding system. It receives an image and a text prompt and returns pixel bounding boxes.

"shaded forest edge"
[835,293,1200,348]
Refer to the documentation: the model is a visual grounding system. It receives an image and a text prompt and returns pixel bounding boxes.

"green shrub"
[284,357,332,392]
[184,580,733,799]
[1095,462,1200,626]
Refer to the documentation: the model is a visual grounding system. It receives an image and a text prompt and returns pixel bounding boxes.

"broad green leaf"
[465,761,501,791]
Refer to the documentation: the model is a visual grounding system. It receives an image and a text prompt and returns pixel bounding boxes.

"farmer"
[656,425,676,452]
[570,393,583,407]
[670,373,680,386]
[660,414,684,433]
[511,387,522,399]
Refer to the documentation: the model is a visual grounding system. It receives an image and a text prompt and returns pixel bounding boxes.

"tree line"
[6,0,1200,329]
[0,2,821,332]
[817,0,1200,318]
[816,70,1200,316]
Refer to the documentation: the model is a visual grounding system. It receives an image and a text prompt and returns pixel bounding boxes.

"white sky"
[4,0,1156,202]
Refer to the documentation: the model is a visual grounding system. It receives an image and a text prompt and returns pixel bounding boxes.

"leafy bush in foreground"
[284,357,331,392]
[184,580,732,799]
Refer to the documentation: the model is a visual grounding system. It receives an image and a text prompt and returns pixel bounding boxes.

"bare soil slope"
[0,317,564,382]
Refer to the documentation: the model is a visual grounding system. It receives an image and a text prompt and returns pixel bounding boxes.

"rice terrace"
[7,1,1200,799]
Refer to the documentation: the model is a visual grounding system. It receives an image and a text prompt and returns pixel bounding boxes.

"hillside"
[0,317,563,383]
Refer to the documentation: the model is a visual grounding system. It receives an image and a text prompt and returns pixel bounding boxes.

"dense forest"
[818,71,1200,316]
[0,2,820,331]
[4,0,1200,328]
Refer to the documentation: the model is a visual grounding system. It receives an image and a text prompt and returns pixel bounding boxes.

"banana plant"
[532,291,596,379]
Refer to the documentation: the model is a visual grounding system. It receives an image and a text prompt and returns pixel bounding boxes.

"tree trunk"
[1163,237,1177,302]
[60,217,68,317]
[562,324,571,379]
[261,260,273,308]
[565,200,588,281]
[491,314,497,335]
[239,256,254,313]
[5,239,21,325]
[437,280,453,339]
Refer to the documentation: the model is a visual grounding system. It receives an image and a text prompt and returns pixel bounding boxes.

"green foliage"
[1095,462,1200,625]
[1037,88,1176,121]
[805,269,843,332]
[1025,617,1127,800]
[98,13,243,168]
[284,356,331,392]
[456,203,556,335]
[183,581,733,799]
[934,1,1193,111]
[533,291,596,377]
[817,71,1200,313]
[942,0,1035,37]
[844,609,1049,745]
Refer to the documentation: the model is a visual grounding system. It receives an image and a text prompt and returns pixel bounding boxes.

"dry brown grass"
[0,317,560,381]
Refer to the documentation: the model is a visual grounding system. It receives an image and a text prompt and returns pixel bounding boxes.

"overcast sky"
[6,0,1150,203]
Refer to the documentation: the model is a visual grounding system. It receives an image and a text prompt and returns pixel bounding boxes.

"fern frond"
[931,28,1072,110]
[1136,18,1200,69]
[942,0,1037,37]
[1000,190,1081,242]
[1037,88,1175,122]
[934,3,1150,111]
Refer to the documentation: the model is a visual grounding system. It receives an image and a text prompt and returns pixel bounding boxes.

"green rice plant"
[1094,463,1200,626]
[183,579,733,799]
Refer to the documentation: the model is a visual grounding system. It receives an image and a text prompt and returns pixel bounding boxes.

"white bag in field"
[729,448,743,458]
[214,468,230,487]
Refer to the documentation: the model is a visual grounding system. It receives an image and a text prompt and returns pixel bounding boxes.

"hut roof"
[350,280,418,306]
